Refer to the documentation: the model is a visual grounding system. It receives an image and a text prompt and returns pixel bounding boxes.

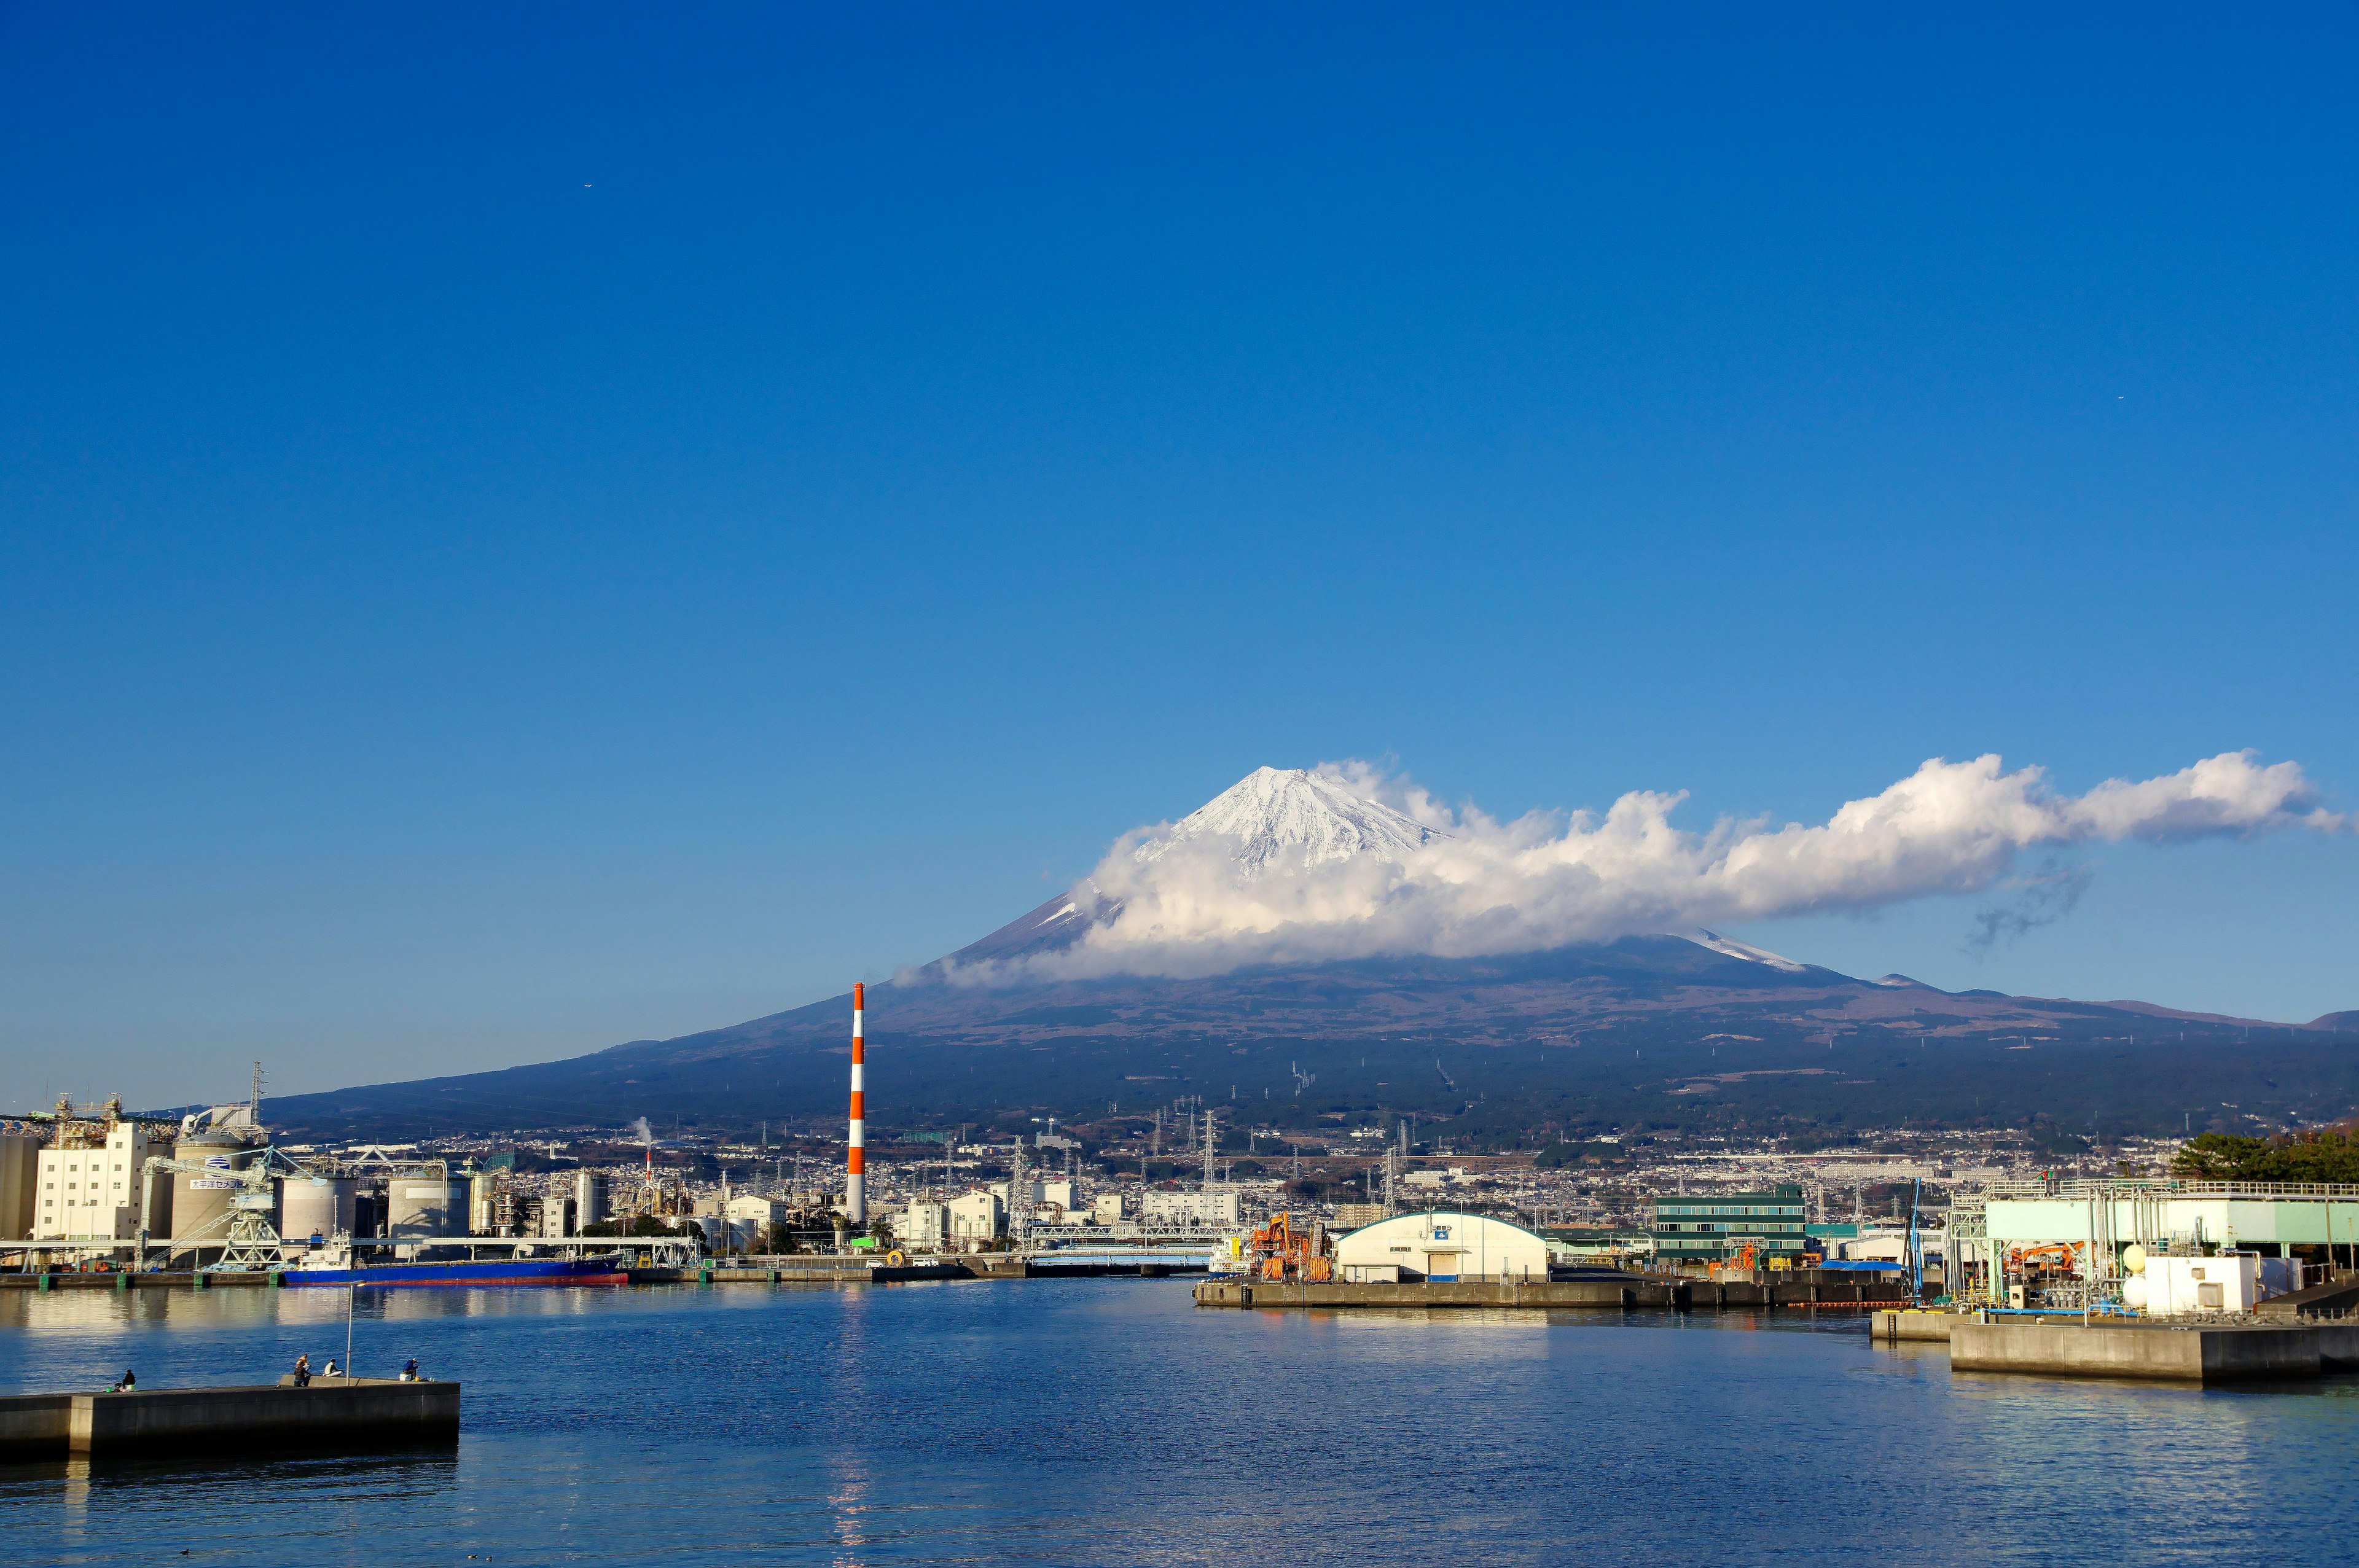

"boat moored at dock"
[284,1239,628,1287]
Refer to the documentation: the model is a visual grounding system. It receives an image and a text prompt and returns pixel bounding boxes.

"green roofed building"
[1651,1185,1808,1263]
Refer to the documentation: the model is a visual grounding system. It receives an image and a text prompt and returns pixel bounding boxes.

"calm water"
[3,1280,2355,1566]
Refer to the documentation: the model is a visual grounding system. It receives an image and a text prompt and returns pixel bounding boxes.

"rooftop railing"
[1985,1178,2359,1201]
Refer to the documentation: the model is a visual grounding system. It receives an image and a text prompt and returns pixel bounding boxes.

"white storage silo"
[387,1177,469,1239]
[170,1128,257,1244]
[280,1174,358,1242]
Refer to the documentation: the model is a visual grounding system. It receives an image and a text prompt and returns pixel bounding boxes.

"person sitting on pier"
[322,1360,340,1379]
[399,1357,420,1382]
[292,1354,312,1387]
[111,1370,136,1392]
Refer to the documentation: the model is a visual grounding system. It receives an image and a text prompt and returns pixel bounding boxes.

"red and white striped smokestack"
[847,981,867,1225]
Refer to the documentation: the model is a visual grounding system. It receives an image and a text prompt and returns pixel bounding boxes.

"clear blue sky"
[4,6,2353,1109]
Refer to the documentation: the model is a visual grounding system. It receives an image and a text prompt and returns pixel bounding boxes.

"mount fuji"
[269,766,2359,1146]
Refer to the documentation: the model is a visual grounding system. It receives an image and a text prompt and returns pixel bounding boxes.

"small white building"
[1330,1211,1552,1284]
[896,1201,950,1247]
[1091,1193,1128,1222]
[949,1190,1005,1244]
[2137,1254,2265,1314]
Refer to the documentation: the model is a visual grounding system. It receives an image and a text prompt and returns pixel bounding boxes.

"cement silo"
[386,1176,469,1239]
[280,1174,358,1242]
[170,1127,258,1244]
[575,1169,608,1230]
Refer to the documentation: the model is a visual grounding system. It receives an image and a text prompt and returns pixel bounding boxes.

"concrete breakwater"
[1196,1273,1910,1311]
[0,1378,460,1458]
[1950,1319,2359,1383]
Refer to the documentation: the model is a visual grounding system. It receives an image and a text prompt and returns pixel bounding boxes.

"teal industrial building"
[1651,1185,1809,1264]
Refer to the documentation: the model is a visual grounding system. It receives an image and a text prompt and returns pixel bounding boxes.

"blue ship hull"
[284,1255,630,1287]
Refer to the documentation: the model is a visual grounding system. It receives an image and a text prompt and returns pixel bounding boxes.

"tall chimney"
[847,982,867,1226]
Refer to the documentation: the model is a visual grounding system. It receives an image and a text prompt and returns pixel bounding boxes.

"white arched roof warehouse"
[1331,1211,1552,1283]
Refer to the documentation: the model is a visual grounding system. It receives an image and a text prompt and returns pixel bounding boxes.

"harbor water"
[4,1279,2357,1565]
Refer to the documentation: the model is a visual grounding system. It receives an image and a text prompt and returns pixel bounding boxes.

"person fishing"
[111,1370,136,1392]
[292,1353,311,1387]
[399,1357,420,1382]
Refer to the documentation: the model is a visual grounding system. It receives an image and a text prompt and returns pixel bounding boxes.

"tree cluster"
[2170,1127,2359,1183]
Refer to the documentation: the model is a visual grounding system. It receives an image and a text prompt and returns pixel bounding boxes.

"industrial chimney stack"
[847,982,867,1226]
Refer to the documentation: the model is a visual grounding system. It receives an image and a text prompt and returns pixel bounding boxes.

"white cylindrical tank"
[576,1169,608,1228]
[170,1129,256,1242]
[2122,1277,2149,1310]
[469,1171,499,1235]
[387,1177,469,1238]
[280,1174,358,1242]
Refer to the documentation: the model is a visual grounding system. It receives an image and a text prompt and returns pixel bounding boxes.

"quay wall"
[1951,1321,2359,1383]
[1873,1311,1957,1342]
[0,1395,74,1458]
[1195,1277,1908,1310]
[69,1379,459,1456]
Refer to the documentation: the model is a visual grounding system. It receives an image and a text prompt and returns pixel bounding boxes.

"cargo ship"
[283,1239,629,1287]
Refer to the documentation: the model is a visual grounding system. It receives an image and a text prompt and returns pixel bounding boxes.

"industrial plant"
[6,985,2356,1367]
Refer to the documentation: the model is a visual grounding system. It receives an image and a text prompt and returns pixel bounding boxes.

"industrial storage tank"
[469,1171,499,1235]
[386,1177,469,1239]
[576,1169,608,1230]
[170,1128,259,1243]
[280,1174,358,1242]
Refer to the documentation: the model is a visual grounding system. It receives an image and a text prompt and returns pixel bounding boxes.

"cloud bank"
[953,751,2339,983]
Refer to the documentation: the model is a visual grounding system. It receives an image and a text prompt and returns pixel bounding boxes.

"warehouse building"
[1330,1211,1552,1283]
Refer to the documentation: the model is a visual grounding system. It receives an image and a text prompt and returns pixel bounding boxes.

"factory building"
[1650,1186,1809,1265]
[0,1136,39,1239]
[1331,1211,1552,1283]
[1140,1191,1243,1227]
[36,1120,165,1242]
[1975,1180,2359,1277]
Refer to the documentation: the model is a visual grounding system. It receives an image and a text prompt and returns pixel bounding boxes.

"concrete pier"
[1872,1309,1958,1342]
[1195,1274,1908,1311]
[1950,1319,2359,1383]
[0,1379,459,1459]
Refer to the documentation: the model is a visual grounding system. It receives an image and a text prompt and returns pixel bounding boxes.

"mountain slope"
[265,765,2359,1144]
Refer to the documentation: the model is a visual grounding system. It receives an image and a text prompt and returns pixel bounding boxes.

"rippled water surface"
[3,1280,2355,1566]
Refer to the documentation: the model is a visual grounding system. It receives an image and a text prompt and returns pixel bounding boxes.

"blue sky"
[3,6,2354,1107]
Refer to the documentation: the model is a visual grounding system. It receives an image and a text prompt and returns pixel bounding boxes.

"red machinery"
[1249,1212,1332,1282]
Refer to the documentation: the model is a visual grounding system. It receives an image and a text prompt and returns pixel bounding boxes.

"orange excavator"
[1250,1212,1332,1282]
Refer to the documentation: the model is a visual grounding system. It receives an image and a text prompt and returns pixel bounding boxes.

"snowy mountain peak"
[1137,766,1447,876]
[1682,928,1809,973]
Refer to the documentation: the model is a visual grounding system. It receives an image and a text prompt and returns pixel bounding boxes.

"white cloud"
[947,751,2341,983]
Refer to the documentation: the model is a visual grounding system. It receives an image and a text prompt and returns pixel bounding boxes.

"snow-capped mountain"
[1135,765,1446,876]
[268,765,2356,1143]
[942,765,1447,967]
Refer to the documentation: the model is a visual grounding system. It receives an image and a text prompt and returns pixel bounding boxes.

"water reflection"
[4,1283,2357,1567]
